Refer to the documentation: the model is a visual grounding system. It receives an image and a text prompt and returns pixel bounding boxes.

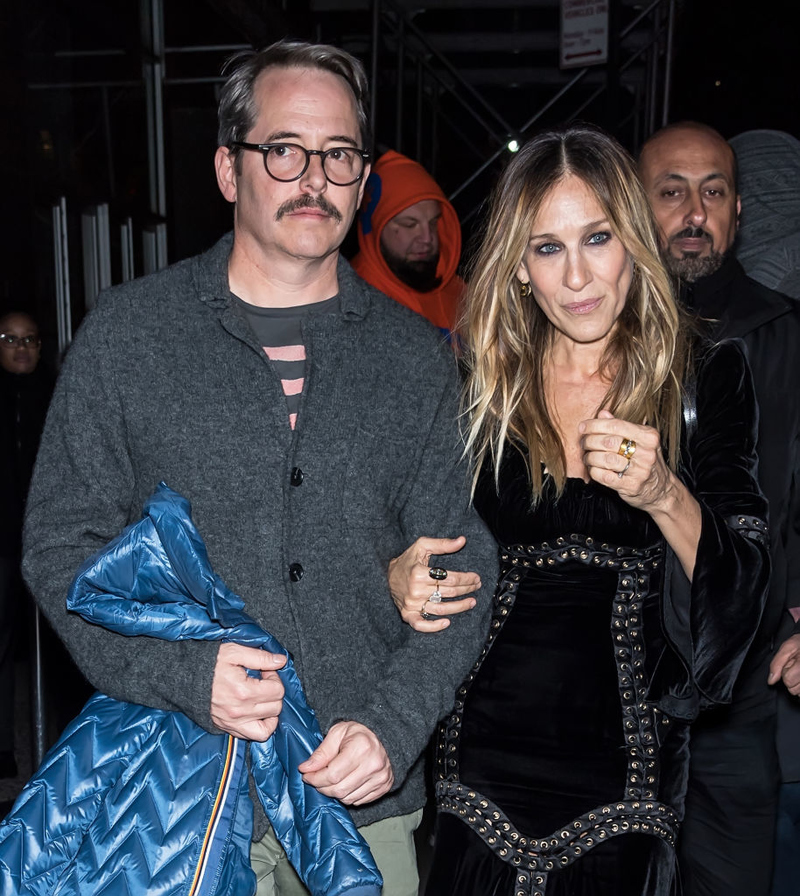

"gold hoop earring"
[518,280,532,298]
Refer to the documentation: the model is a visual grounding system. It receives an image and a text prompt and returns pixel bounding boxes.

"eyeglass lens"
[264,144,364,185]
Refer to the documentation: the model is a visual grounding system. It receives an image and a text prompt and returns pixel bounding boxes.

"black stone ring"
[429,566,448,581]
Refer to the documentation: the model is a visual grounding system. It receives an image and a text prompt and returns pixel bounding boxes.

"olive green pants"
[251,808,423,896]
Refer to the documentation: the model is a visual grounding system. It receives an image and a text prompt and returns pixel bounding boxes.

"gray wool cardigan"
[22,233,499,831]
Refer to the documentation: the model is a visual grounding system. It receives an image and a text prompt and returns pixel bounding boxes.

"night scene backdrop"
[0,0,797,357]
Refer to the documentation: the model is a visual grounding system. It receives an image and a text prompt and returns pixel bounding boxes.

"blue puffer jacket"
[0,484,382,896]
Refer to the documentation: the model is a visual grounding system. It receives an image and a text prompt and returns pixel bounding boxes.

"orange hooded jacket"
[351,150,464,333]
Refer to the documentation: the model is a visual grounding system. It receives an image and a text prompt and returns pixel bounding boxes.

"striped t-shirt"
[234,294,339,429]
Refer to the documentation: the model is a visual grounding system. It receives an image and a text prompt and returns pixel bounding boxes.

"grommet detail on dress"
[433,534,678,883]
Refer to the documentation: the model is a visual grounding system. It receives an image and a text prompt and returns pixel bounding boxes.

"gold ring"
[618,438,636,459]
[420,599,435,620]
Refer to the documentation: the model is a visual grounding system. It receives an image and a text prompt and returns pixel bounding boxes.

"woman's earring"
[518,280,532,298]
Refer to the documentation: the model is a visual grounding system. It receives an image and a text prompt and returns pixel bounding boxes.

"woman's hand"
[579,409,702,580]
[579,409,677,515]
[388,536,481,632]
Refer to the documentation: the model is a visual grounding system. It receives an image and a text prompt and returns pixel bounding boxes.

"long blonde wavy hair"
[461,123,693,500]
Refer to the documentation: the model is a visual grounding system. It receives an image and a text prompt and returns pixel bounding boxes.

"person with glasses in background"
[0,312,52,782]
[21,41,496,896]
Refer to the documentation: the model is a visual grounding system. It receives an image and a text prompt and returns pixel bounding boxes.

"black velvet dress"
[425,341,770,896]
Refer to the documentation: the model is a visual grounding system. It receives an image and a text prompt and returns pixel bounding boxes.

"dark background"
[1,0,797,358]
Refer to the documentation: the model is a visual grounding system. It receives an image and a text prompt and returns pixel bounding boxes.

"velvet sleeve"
[656,338,770,719]
[788,429,800,635]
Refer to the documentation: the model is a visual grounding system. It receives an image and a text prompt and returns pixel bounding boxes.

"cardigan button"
[290,467,304,486]
[289,563,304,582]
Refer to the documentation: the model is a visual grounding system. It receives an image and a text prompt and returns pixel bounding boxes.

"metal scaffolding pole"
[395,18,405,152]
[662,0,676,127]
[370,0,381,140]
[141,0,168,268]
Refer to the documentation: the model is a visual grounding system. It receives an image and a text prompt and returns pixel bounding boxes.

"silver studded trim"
[434,535,677,892]
[436,780,679,891]
[726,513,768,545]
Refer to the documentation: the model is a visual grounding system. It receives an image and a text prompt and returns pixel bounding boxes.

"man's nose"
[418,222,438,247]
[298,153,328,193]
[684,190,707,227]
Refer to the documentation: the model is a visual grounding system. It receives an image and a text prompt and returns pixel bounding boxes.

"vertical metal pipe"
[645,3,659,136]
[30,609,46,769]
[102,85,116,200]
[661,0,676,126]
[416,59,423,163]
[33,196,74,766]
[395,18,405,152]
[633,84,643,150]
[141,0,167,267]
[370,0,380,141]
[431,87,439,179]
[53,197,72,352]
[605,0,621,131]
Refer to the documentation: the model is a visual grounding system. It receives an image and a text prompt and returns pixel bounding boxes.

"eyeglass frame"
[0,333,41,348]
[230,141,371,186]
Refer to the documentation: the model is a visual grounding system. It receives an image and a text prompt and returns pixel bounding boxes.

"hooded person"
[352,150,464,334]
[729,129,800,299]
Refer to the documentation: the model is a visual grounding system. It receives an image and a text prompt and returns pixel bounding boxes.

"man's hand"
[768,633,800,695]
[210,643,286,741]
[299,721,394,805]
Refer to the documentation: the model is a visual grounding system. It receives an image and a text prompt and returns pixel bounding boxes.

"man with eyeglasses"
[22,41,496,896]
[0,312,51,781]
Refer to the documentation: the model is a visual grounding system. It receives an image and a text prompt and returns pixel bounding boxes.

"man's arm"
[302,353,498,799]
[23,300,223,731]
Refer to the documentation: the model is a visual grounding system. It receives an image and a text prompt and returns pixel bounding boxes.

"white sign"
[560,0,609,69]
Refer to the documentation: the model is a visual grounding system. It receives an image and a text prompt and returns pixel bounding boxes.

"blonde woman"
[389,124,769,895]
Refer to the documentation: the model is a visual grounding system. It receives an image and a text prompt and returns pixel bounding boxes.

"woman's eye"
[587,231,612,246]
[535,243,560,255]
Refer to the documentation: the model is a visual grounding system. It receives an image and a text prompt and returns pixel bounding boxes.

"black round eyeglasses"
[231,142,370,186]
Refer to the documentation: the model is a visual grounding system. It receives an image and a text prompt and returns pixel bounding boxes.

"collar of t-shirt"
[232,293,340,429]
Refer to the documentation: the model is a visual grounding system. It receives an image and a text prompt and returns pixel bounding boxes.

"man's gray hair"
[217,40,371,165]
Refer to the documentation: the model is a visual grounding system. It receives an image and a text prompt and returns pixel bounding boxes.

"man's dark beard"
[382,247,442,292]
[665,226,725,282]
[665,251,725,282]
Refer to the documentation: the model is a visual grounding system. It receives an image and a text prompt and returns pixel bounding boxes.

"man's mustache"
[276,195,343,223]
[670,226,711,243]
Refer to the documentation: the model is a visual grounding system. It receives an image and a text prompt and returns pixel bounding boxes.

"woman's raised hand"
[579,409,678,516]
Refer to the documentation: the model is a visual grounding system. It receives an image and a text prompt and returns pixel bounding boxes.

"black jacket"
[682,255,800,775]
[0,365,53,556]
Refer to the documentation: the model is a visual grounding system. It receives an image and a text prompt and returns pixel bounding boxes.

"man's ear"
[735,194,742,230]
[215,146,237,204]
